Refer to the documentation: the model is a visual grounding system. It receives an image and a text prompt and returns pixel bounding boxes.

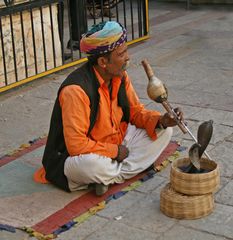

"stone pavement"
[1,1,233,239]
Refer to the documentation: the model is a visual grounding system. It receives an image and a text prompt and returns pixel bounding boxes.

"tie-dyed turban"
[80,21,127,55]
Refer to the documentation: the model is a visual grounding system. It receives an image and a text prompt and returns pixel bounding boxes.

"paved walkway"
[1,1,233,239]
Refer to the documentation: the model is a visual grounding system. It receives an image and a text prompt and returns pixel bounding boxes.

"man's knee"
[156,126,173,139]
[165,127,173,138]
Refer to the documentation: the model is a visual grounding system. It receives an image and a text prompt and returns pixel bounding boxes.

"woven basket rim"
[160,183,213,201]
[172,157,219,176]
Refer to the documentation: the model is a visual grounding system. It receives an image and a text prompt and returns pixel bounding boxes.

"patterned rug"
[0,137,182,239]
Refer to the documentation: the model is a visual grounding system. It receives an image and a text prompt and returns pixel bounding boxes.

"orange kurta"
[34,68,162,184]
[59,68,161,159]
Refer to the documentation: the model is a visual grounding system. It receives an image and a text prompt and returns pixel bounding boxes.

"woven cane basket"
[160,183,214,219]
[170,158,220,195]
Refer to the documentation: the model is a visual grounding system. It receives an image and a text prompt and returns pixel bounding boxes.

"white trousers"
[64,124,173,191]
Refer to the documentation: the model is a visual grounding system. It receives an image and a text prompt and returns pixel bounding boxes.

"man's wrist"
[112,146,119,161]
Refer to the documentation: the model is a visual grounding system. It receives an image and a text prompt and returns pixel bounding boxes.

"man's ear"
[97,56,108,68]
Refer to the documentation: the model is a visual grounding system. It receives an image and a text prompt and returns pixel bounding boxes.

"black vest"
[42,62,130,191]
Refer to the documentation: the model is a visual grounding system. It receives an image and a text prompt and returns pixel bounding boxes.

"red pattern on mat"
[33,172,146,235]
[32,142,178,235]
[0,137,47,167]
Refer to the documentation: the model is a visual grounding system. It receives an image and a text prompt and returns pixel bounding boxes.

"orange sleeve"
[124,73,161,140]
[59,85,118,158]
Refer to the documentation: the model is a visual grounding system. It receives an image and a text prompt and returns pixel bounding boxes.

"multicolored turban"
[80,21,127,55]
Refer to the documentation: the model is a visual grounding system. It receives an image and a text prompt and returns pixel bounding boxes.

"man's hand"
[159,107,184,128]
[113,145,129,162]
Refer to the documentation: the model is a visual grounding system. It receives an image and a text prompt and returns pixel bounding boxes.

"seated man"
[41,21,183,196]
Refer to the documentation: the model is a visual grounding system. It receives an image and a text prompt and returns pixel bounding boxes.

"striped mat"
[0,137,181,239]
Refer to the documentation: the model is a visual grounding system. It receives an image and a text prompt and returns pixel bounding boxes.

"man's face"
[104,42,130,77]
